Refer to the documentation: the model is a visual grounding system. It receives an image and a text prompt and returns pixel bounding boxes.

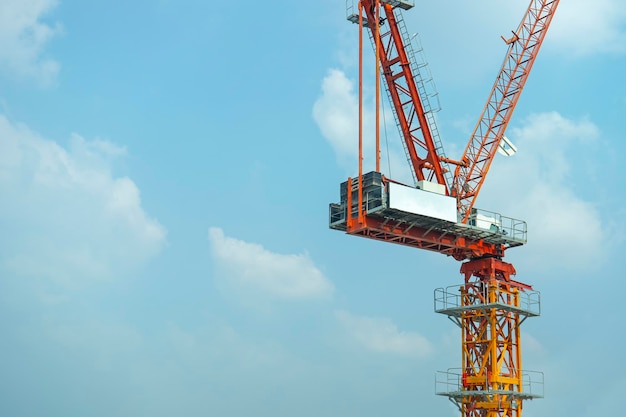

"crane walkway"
[329,172,527,258]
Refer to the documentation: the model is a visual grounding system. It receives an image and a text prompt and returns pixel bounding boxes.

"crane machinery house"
[330,172,457,226]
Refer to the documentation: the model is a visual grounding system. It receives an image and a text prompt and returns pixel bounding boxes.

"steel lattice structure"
[329,1,560,416]
[452,0,561,222]
[435,258,542,417]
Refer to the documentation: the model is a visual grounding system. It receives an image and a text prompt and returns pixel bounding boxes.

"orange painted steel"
[345,0,559,257]
[345,211,504,261]
[358,0,448,189]
[453,0,561,222]
[375,0,381,173]
[355,1,560,221]
[358,6,365,226]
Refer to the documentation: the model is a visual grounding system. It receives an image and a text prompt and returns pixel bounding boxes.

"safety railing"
[468,208,527,242]
[436,368,544,399]
[434,283,541,317]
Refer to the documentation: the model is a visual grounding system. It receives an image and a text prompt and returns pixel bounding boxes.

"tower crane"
[328,1,560,417]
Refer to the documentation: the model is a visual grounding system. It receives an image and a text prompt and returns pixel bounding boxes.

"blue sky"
[0,1,624,416]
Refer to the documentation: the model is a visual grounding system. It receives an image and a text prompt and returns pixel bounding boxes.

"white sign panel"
[388,183,457,223]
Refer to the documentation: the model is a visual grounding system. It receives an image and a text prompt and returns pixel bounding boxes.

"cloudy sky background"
[1,1,624,416]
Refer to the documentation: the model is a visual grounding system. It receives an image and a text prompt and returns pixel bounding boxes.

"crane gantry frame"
[328,1,560,417]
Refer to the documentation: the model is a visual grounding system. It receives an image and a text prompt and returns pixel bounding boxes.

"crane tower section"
[435,258,543,417]
[328,1,561,417]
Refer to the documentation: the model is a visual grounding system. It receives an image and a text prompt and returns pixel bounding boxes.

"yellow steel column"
[459,258,524,417]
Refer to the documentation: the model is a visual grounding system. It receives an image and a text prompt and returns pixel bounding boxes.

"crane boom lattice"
[453,0,560,222]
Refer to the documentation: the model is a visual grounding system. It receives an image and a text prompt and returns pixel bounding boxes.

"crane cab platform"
[329,172,527,260]
[380,0,414,10]
[346,0,414,26]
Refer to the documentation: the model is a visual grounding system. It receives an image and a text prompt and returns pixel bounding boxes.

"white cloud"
[208,227,333,299]
[412,1,626,63]
[478,112,606,271]
[312,69,360,160]
[313,68,414,183]
[335,310,432,358]
[0,114,166,288]
[0,0,62,85]
[549,0,626,56]
[415,1,626,58]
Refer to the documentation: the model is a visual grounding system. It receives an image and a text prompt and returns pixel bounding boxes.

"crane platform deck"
[329,172,527,258]
[436,369,544,400]
[330,205,526,247]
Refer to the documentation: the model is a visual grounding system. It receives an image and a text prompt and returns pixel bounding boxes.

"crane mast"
[328,1,560,417]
